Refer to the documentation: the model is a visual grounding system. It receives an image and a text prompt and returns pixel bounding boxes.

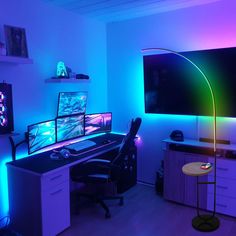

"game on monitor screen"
[56,114,84,142]
[57,91,87,117]
[85,112,112,135]
[28,120,56,154]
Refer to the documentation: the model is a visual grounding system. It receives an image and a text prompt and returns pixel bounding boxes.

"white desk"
[7,133,124,236]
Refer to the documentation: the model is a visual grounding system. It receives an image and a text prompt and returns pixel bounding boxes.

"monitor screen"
[57,91,87,117]
[28,120,56,154]
[85,112,112,135]
[144,47,236,117]
[56,114,84,142]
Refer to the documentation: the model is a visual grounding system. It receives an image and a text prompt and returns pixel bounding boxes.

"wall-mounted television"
[85,112,112,135]
[56,114,84,142]
[28,119,56,154]
[57,91,87,117]
[143,47,236,117]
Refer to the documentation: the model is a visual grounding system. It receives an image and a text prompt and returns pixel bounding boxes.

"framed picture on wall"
[4,25,28,58]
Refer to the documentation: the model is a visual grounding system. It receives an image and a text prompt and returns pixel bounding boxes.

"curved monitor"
[57,91,87,117]
[28,119,56,154]
[85,112,112,135]
[56,114,84,142]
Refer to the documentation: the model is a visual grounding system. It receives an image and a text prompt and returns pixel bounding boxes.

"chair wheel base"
[192,214,220,232]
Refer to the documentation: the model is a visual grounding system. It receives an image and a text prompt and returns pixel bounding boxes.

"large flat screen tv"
[28,119,56,154]
[143,47,236,117]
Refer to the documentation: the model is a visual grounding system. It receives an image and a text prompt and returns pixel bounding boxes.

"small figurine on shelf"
[56,61,69,78]
[0,42,7,56]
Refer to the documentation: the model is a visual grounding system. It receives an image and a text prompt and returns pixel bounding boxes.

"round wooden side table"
[182,162,219,232]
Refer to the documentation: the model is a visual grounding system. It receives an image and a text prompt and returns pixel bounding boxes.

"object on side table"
[170,130,184,141]
[0,82,14,134]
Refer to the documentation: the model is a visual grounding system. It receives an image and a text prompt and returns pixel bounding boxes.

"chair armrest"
[85,159,111,164]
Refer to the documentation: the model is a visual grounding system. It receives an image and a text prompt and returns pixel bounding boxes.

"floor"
[59,184,236,236]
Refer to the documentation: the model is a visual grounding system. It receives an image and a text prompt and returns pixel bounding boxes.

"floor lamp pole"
[141,48,219,231]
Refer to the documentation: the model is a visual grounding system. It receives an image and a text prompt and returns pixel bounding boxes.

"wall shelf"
[0,55,33,64]
[45,78,90,83]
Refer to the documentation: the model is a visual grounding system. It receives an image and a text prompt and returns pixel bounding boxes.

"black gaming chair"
[70,117,142,218]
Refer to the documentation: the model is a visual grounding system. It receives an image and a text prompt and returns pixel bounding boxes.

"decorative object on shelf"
[4,25,28,58]
[0,81,14,134]
[0,42,7,56]
[142,48,219,232]
[56,61,69,78]
[76,74,89,80]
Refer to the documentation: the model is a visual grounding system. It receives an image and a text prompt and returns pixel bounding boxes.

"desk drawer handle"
[216,203,227,208]
[50,175,62,181]
[50,189,62,196]
[216,185,228,190]
[217,167,228,171]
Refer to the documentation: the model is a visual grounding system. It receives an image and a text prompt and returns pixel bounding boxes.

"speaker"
[0,83,14,134]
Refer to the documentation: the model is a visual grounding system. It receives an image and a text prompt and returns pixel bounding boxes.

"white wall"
[0,0,107,219]
[107,0,236,184]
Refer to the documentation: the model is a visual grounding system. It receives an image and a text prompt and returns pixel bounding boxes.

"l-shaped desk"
[7,133,125,236]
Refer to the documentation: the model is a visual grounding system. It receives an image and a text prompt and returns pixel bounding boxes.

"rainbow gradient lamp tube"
[141,48,219,232]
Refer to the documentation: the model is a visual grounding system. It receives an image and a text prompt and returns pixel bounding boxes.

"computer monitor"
[57,91,88,117]
[85,112,112,135]
[56,114,84,142]
[28,119,56,154]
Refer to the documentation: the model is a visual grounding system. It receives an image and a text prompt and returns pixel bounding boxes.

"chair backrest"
[112,117,142,165]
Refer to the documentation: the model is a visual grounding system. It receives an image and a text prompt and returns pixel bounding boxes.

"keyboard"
[66,140,96,151]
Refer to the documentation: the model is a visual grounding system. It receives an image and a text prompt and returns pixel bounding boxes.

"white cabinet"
[7,166,70,236]
[163,139,236,218]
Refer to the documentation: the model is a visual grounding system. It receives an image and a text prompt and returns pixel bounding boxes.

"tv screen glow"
[57,91,87,117]
[28,120,56,154]
[144,47,236,117]
[56,114,84,142]
[85,112,112,135]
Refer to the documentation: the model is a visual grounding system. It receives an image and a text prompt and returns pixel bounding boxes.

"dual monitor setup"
[27,91,112,155]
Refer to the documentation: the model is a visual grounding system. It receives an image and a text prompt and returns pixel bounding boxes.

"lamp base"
[192,214,220,232]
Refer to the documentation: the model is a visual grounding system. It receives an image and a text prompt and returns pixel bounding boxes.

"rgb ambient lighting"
[0,91,7,127]
[142,48,219,231]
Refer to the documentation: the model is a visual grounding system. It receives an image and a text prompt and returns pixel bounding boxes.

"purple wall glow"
[107,0,236,184]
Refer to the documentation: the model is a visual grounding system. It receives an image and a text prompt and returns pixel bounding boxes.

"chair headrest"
[130,117,142,137]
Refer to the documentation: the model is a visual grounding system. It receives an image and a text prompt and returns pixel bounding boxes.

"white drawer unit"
[208,176,236,198]
[7,166,70,236]
[41,182,70,236]
[207,193,236,217]
[41,168,69,192]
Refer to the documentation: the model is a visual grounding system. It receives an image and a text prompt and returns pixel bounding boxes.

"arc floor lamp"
[141,48,219,231]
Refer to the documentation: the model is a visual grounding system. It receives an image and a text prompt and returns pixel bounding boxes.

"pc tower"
[0,82,14,134]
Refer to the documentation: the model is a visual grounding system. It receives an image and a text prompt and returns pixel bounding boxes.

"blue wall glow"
[0,0,107,218]
[0,157,11,217]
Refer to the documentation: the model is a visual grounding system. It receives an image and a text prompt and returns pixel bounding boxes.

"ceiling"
[43,0,221,22]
